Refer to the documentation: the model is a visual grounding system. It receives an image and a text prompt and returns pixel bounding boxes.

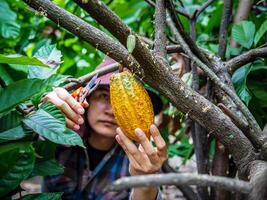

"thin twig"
[226,47,267,73]
[195,0,216,19]
[64,62,120,91]
[107,173,252,194]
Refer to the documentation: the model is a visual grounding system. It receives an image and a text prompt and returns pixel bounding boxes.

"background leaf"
[232,21,255,49]
[31,159,64,176]
[21,193,62,200]
[0,1,20,39]
[232,64,252,106]
[0,79,48,115]
[0,142,35,197]
[0,54,48,67]
[23,104,85,148]
[254,20,267,46]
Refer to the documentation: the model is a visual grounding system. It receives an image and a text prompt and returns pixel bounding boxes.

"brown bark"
[211,141,230,200]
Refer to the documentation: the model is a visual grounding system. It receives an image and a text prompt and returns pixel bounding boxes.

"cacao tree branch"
[248,161,267,200]
[164,11,264,148]
[211,141,230,200]
[154,0,167,61]
[107,173,252,194]
[218,0,232,60]
[22,0,139,71]
[75,0,260,173]
[226,47,267,73]
[64,62,120,91]
[162,162,197,200]
[189,5,211,198]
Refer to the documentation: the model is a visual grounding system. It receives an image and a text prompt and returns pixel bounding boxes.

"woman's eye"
[100,93,108,99]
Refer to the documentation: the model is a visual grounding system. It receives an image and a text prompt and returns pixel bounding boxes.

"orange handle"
[71,87,83,98]
[71,87,89,108]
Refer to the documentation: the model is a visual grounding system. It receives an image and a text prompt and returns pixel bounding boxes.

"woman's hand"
[43,88,85,131]
[115,124,167,176]
[115,125,167,200]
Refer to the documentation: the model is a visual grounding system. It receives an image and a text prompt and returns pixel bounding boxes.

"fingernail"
[135,128,143,137]
[151,124,157,132]
[78,118,84,124]
[115,135,121,142]
[78,108,84,115]
[74,125,80,130]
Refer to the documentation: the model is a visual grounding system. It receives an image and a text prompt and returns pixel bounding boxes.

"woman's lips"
[99,120,117,126]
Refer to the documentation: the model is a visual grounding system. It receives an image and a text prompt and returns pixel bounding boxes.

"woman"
[43,58,167,200]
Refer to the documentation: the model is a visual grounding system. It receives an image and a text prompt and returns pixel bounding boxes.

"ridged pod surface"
[110,71,154,141]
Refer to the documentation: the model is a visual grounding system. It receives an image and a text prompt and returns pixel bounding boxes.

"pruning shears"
[71,74,100,107]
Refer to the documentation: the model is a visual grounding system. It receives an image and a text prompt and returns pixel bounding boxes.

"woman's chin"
[95,126,117,138]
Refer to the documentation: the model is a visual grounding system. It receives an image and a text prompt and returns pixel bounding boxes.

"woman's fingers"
[135,128,160,164]
[150,124,167,160]
[115,135,142,171]
[66,118,80,131]
[44,91,84,126]
[54,88,85,115]
[116,128,151,167]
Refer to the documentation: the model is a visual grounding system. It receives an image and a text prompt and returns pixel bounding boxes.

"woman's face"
[86,86,118,138]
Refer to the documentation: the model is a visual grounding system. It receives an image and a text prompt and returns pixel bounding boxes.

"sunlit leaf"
[0,54,48,67]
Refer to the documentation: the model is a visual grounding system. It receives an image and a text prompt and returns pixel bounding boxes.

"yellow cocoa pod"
[110,71,154,141]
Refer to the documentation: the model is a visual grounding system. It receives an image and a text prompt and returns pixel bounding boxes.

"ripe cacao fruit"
[110,71,154,141]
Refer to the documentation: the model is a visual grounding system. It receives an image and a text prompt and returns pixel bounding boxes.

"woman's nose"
[105,103,114,116]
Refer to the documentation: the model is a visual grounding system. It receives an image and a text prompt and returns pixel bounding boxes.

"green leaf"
[254,20,267,46]
[0,54,48,67]
[0,1,20,39]
[0,79,48,115]
[33,44,62,68]
[0,111,22,132]
[232,64,252,106]
[44,74,69,87]
[21,193,62,200]
[232,21,255,49]
[0,65,13,85]
[23,105,85,148]
[31,159,64,176]
[33,140,57,162]
[28,44,63,79]
[0,142,35,197]
[40,103,66,124]
[0,126,26,143]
